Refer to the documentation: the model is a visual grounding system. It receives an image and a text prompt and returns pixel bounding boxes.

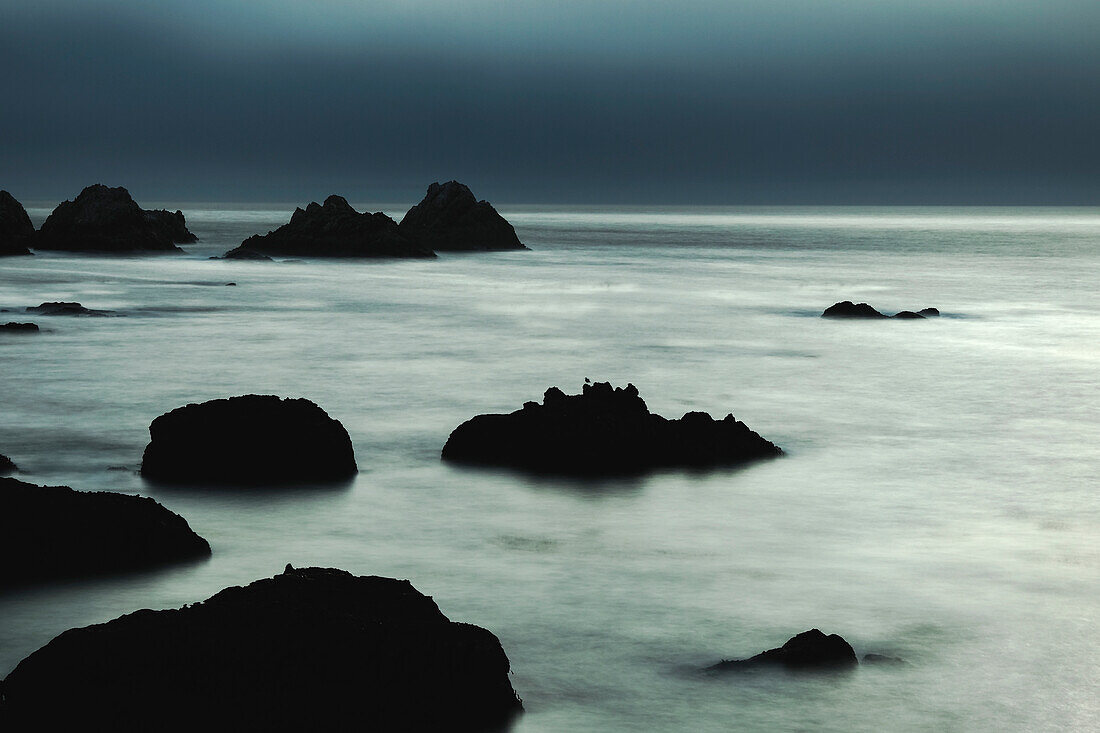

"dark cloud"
[2,1,1098,203]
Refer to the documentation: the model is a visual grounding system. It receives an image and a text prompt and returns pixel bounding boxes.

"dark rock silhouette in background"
[223,195,435,259]
[822,301,941,319]
[219,247,273,260]
[0,566,524,731]
[0,454,16,474]
[0,477,210,589]
[34,184,196,253]
[140,394,358,485]
[442,381,781,475]
[0,322,39,332]
[0,191,35,256]
[400,181,527,251]
[710,629,858,672]
[25,301,110,316]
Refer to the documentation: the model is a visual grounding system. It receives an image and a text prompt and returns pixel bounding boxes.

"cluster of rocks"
[223,181,527,259]
[822,301,941,319]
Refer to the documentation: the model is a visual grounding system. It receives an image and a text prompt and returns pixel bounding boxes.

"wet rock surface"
[0,566,524,731]
[224,195,434,259]
[442,381,781,475]
[0,477,210,589]
[710,629,859,672]
[34,184,195,252]
[140,394,358,485]
[0,191,34,256]
[400,181,527,251]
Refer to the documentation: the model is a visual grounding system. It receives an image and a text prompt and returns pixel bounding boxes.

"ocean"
[1,205,1098,731]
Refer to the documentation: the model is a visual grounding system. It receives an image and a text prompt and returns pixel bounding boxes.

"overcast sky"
[2,1,1098,204]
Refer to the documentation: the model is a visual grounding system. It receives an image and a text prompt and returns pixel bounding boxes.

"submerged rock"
[0,191,35,256]
[140,394,358,485]
[224,195,435,259]
[25,301,109,316]
[710,629,858,672]
[0,477,210,589]
[442,381,781,475]
[0,454,16,474]
[399,181,527,251]
[822,301,941,319]
[0,322,39,332]
[34,184,195,252]
[0,566,524,731]
[862,653,908,666]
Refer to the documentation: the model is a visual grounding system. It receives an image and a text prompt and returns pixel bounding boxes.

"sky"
[2,0,1098,204]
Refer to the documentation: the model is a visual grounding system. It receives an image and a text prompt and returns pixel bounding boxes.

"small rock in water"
[25,302,110,317]
[0,322,39,332]
[710,629,859,671]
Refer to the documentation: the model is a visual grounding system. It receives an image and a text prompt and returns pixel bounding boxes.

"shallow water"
[1,205,1098,731]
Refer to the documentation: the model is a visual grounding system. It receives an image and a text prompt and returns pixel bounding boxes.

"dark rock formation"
[0,322,38,332]
[893,310,925,319]
[224,195,435,259]
[25,301,109,316]
[442,381,781,475]
[0,191,34,256]
[0,454,15,474]
[216,248,273,261]
[862,653,908,666]
[34,184,195,252]
[0,566,523,731]
[0,477,210,589]
[399,181,527,251]
[822,301,942,319]
[140,394,358,485]
[710,629,858,672]
[918,307,940,317]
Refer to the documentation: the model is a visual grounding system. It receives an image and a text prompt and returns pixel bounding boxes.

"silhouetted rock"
[710,629,858,672]
[400,181,527,251]
[215,248,273,261]
[0,322,38,332]
[893,310,925,319]
[862,653,908,666]
[224,195,435,259]
[918,307,940,317]
[0,477,210,589]
[141,394,357,485]
[0,566,524,731]
[442,381,781,475]
[822,301,888,318]
[35,184,195,252]
[25,301,109,316]
[0,454,15,474]
[0,191,34,256]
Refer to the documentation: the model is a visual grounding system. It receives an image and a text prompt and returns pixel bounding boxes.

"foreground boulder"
[399,181,527,251]
[710,629,858,672]
[224,195,434,259]
[141,394,357,485]
[0,477,210,589]
[822,301,940,319]
[25,301,110,316]
[34,184,195,252]
[0,566,524,731]
[0,322,38,332]
[442,381,781,475]
[0,191,34,256]
[0,454,15,474]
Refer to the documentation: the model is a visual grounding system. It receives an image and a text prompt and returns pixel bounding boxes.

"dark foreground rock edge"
[0,566,524,731]
[140,394,358,486]
[0,477,210,589]
[442,381,782,476]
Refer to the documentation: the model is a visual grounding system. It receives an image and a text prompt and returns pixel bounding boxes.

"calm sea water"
[1,205,1098,731]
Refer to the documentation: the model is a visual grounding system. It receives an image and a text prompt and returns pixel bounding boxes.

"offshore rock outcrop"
[0,322,39,332]
[224,195,435,259]
[399,181,527,251]
[34,184,195,253]
[442,381,781,475]
[0,566,524,731]
[822,301,941,319]
[0,477,210,589]
[0,454,16,474]
[0,191,35,256]
[25,301,110,316]
[710,629,859,672]
[140,394,358,485]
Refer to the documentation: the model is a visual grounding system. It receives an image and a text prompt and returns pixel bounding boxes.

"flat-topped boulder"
[0,191,34,256]
[0,454,15,474]
[822,301,940,319]
[0,477,210,589]
[442,381,781,475]
[141,394,358,485]
[0,566,524,730]
[34,184,195,253]
[224,195,435,259]
[1,322,39,332]
[710,629,858,672]
[399,181,527,251]
[25,301,110,316]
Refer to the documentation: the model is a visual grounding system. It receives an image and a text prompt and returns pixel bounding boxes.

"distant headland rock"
[399,181,527,251]
[442,381,781,475]
[822,301,941,319]
[0,476,210,589]
[0,191,35,256]
[34,184,196,253]
[0,566,524,731]
[223,195,435,259]
[140,394,358,485]
[0,454,16,474]
[710,629,859,672]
